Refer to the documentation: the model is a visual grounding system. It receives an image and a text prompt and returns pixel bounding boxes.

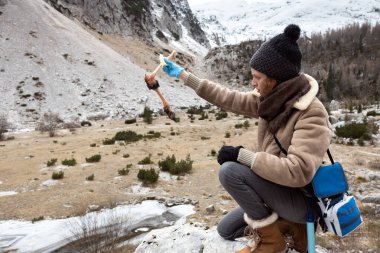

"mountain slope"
[0,0,204,128]
[188,0,380,47]
[44,0,210,55]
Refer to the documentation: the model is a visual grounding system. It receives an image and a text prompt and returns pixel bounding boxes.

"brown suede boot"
[277,218,307,253]
[235,212,287,253]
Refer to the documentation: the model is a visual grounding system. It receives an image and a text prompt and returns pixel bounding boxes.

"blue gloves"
[217,146,244,165]
[163,58,184,78]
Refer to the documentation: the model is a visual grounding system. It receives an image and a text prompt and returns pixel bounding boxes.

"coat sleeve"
[184,73,260,118]
[251,106,332,187]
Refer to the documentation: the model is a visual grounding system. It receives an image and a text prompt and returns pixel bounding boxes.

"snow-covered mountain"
[188,0,380,47]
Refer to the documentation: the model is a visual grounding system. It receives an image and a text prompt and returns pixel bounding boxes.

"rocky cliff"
[44,0,210,48]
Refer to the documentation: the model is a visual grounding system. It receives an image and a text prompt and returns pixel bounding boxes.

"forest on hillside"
[204,22,380,104]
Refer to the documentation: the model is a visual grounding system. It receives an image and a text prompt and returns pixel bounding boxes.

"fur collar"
[252,74,319,111]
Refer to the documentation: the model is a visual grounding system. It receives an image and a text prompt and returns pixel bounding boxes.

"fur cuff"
[244,212,278,230]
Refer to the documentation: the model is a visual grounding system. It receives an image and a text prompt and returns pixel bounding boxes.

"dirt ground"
[1,110,380,252]
[0,111,259,225]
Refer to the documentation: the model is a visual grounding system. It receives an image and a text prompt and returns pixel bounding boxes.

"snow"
[188,0,380,47]
[0,191,18,197]
[40,179,58,187]
[0,200,195,252]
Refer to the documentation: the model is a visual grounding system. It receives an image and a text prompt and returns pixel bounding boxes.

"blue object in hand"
[163,58,184,78]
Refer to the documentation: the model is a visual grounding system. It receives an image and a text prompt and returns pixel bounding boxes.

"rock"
[134,224,330,253]
[330,100,340,111]
[361,194,380,204]
[134,224,245,253]
[328,115,338,124]
[206,204,215,213]
[368,173,380,181]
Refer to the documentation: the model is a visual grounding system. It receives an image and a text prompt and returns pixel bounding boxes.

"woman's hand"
[163,58,185,78]
[217,146,244,165]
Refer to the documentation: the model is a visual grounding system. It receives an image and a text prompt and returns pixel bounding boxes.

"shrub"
[90,143,96,147]
[114,130,143,143]
[32,216,44,223]
[118,167,129,176]
[123,154,130,158]
[187,106,204,115]
[81,121,92,127]
[201,136,210,140]
[199,112,208,120]
[102,138,115,145]
[158,154,193,175]
[137,168,159,184]
[225,132,231,138]
[86,154,101,163]
[367,110,379,116]
[62,158,77,166]
[368,159,380,170]
[215,110,228,120]
[138,155,153,165]
[210,149,217,156]
[358,137,365,146]
[35,111,63,137]
[140,106,153,124]
[125,118,137,124]
[158,155,176,172]
[170,155,193,175]
[235,123,243,129]
[243,120,250,129]
[0,113,10,141]
[52,171,64,180]
[336,123,370,140]
[188,114,195,120]
[47,158,57,167]
[145,131,161,139]
[86,174,95,181]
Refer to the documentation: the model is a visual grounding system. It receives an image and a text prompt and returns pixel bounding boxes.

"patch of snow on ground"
[0,191,18,197]
[40,179,58,187]
[128,184,152,194]
[0,200,194,252]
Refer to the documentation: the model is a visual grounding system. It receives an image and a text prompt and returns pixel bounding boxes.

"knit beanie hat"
[250,24,302,82]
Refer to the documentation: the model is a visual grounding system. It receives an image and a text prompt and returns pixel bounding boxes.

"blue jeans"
[217,162,308,240]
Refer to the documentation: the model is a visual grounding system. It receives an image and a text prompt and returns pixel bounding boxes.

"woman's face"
[250,69,277,97]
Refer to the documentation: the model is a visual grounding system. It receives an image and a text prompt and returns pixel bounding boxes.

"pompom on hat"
[250,24,302,82]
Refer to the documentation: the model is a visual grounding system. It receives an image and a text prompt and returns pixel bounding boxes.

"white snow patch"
[159,171,177,181]
[0,200,194,252]
[127,184,152,195]
[0,191,18,197]
[188,0,380,47]
[40,179,58,187]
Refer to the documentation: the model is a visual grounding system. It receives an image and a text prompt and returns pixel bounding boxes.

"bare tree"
[0,113,10,141]
[36,111,63,137]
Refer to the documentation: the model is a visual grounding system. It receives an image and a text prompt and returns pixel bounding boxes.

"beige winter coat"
[184,73,333,188]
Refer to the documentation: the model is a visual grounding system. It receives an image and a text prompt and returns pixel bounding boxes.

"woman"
[162,24,332,253]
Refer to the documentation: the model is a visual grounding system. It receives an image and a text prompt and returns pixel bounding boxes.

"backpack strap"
[273,134,334,164]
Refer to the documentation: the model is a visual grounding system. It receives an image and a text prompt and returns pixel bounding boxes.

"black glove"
[217,145,244,165]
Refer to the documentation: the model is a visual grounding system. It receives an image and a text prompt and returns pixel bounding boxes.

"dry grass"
[368,159,380,170]
[0,110,379,252]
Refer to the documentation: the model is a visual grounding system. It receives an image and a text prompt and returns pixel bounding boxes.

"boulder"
[134,223,329,253]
